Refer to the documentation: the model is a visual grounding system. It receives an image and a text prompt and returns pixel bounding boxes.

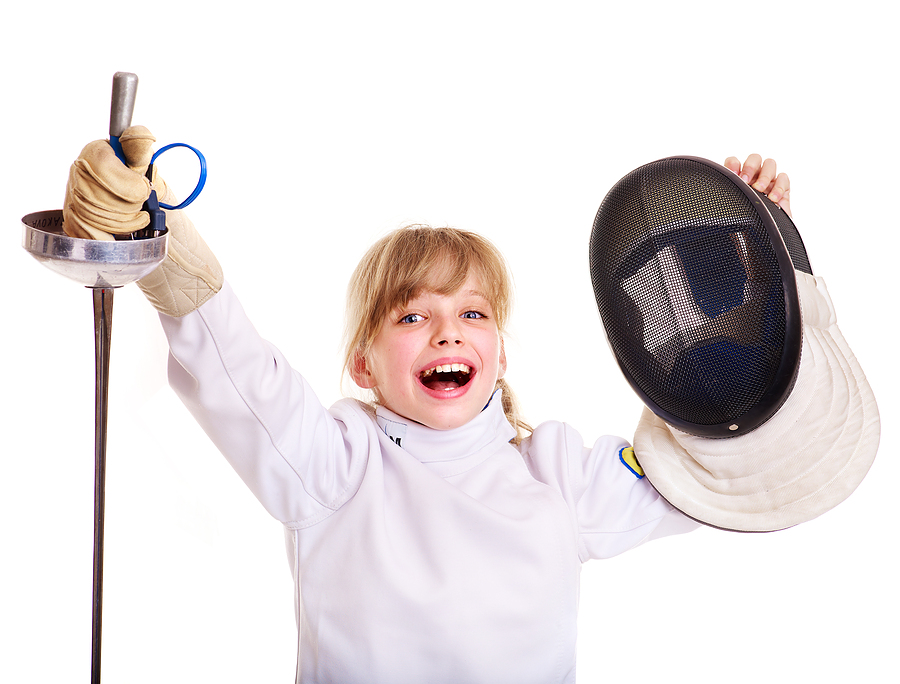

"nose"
[432,314,464,347]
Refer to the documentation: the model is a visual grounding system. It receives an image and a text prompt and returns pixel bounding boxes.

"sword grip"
[108,72,138,164]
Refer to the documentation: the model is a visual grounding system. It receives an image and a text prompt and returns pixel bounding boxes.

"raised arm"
[63,126,370,525]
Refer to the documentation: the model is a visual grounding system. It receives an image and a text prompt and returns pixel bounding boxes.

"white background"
[2,1,896,682]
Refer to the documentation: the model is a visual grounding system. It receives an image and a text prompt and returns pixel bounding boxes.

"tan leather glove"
[63,134,152,240]
[63,126,223,317]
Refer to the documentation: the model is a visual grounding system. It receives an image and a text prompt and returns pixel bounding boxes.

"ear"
[349,350,377,389]
[498,337,508,380]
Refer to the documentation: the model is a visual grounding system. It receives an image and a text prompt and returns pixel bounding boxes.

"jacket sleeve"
[158,283,370,527]
[521,422,699,562]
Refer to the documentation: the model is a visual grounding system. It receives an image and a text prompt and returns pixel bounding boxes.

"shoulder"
[518,420,631,491]
[520,420,628,461]
[329,397,379,433]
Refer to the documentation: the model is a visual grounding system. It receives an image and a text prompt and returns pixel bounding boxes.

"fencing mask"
[590,156,879,531]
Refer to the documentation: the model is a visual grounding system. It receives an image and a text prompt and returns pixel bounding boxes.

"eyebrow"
[461,288,490,300]
[408,287,490,301]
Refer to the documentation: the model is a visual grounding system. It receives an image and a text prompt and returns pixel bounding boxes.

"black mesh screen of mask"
[589,157,804,438]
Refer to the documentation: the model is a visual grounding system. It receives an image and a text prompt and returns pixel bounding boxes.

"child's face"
[352,273,507,431]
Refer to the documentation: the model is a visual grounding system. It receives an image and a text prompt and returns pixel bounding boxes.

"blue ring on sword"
[150,142,208,211]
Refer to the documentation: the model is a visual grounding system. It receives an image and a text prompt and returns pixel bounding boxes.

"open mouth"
[419,363,473,391]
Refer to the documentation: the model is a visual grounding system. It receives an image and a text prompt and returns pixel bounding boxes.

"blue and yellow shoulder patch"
[619,447,645,479]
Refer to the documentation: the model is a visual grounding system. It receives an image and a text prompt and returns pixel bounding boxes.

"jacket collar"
[374,390,516,477]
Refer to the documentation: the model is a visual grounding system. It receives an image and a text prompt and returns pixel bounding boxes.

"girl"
[64,131,788,683]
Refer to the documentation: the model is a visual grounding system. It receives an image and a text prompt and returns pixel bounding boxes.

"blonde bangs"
[345,225,512,361]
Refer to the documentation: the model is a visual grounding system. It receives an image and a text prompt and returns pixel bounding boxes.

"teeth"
[422,363,471,377]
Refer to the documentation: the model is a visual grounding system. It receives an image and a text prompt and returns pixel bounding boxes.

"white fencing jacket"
[159,283,696,684]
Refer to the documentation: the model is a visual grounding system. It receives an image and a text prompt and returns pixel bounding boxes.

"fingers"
[78,140,152,204]
[119,125,156,175]
[767,172,789,204]
[62,139,152,239]
[732,153,764,187]
[752,157,778,194]
[723,156,742,175]
[772,177,791,217]
[723,153,793,218]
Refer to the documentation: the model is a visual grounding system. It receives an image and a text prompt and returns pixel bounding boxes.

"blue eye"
[400,313,424,324]
[462,311,485,320]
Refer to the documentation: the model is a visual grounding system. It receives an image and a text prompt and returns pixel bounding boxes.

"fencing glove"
[63,126,223,317]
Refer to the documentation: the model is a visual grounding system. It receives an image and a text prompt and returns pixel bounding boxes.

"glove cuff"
[137,188,223,317]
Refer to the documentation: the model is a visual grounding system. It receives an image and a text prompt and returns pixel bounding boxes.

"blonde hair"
[343,224,532,444]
